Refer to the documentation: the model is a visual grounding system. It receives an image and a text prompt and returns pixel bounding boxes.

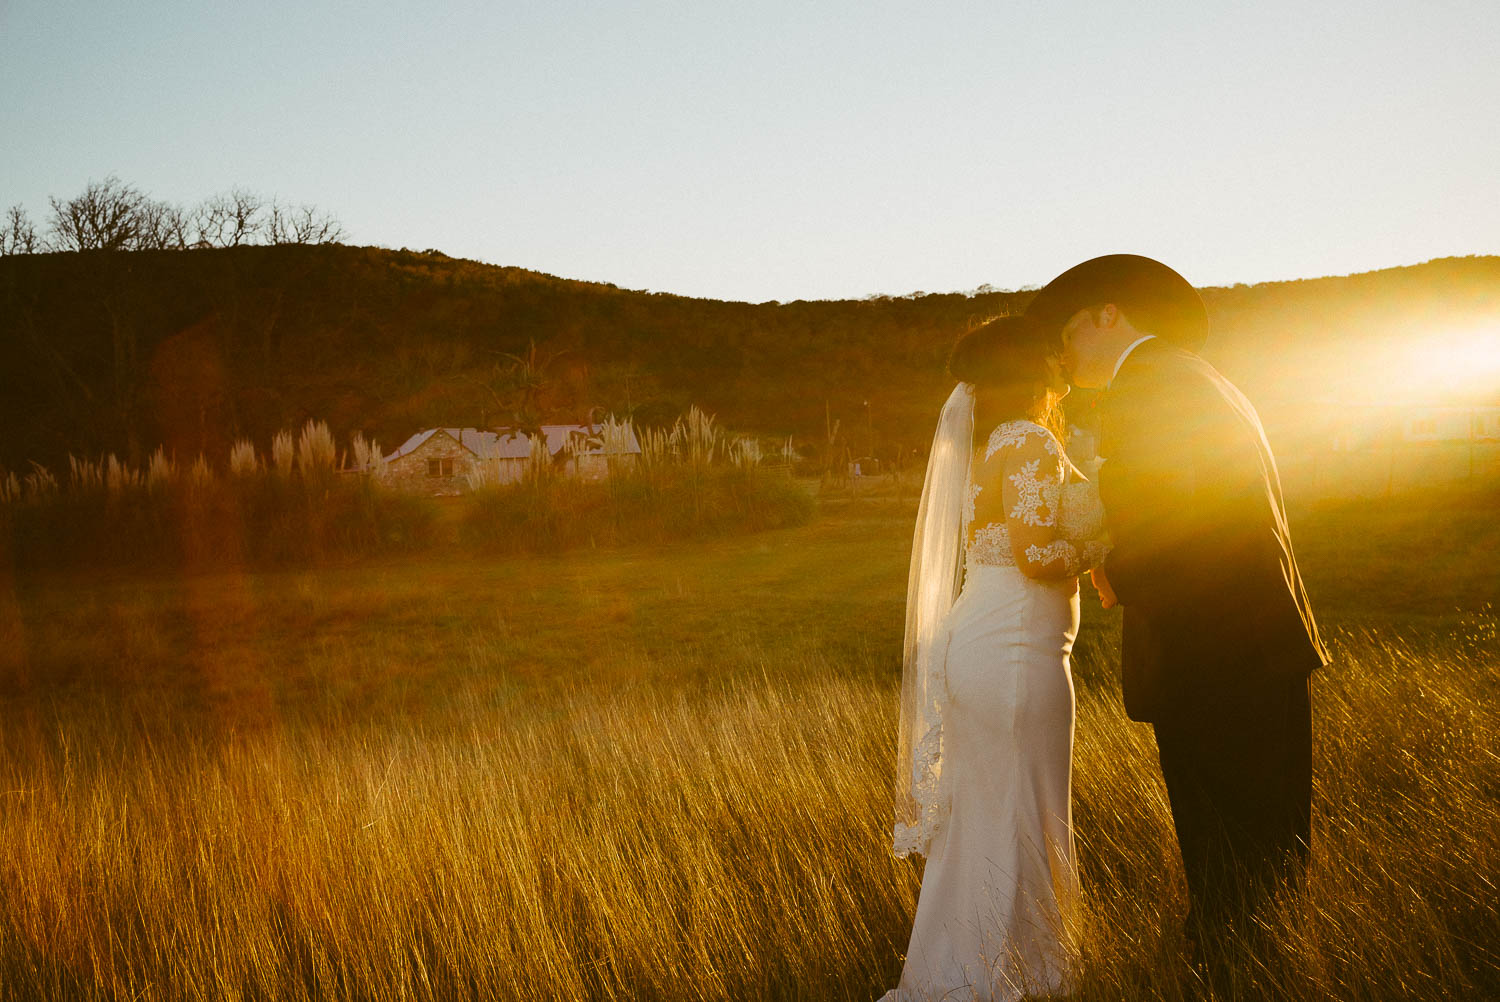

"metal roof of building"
[384,425,640,464]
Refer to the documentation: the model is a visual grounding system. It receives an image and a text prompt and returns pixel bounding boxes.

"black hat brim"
[1024,254,1209,351]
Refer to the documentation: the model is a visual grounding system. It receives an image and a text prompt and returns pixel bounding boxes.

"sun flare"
[1350,321,1500,403]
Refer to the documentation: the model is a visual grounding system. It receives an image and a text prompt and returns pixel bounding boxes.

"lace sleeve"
[1059,480,1111,572]
[990,425,1082,579]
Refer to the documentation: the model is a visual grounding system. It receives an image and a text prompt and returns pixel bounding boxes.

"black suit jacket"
[1097,339,1328,723]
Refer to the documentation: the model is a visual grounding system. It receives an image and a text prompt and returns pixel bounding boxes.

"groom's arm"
[1097,428,1194,608]
[1098,358,1257,610]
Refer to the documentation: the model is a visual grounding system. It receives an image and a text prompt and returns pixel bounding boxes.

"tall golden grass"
[0,622,1493,1001]
[0,489,1494,1000]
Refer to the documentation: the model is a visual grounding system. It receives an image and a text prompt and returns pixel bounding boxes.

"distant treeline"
[2,175,343,255]
[2,223,1498,475]
[0,241,1023,473]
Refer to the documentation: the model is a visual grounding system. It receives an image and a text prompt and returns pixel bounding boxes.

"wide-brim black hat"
[1023,254,1209,351]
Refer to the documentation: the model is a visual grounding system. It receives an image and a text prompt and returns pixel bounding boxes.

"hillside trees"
[136,199,193,250]
[2,242,1497,474]
[194,188,265,248]
[1,206,39,255]
[0,177,348,459]
[2,176,344,254]
[267,201,344,245]
[47,176,148,252]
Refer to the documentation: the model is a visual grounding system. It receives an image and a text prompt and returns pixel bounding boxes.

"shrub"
[460,413,814,554]
[0,422,437,572]
[1,413,811,569]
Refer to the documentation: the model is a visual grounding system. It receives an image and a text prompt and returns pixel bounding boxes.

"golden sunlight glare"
[1367,322,1500,403]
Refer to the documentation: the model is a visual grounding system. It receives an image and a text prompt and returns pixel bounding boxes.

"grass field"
[0,482,1496,1000]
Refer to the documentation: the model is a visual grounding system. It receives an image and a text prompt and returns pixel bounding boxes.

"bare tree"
[47,175,145,251]
[1,204,39,254]
[135,199,191,249]
[192,187,264,247]
[24,179,344,254]
[267,200,344,245]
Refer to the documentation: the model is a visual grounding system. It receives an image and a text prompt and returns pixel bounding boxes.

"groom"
[1024,255,1329,949]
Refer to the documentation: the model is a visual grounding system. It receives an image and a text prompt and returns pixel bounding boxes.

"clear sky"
[3,1,1497,303]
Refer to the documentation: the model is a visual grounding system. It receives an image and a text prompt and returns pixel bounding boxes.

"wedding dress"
[886,406,1107,1002]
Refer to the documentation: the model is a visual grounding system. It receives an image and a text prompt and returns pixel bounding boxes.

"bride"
[883,315,1108,1001]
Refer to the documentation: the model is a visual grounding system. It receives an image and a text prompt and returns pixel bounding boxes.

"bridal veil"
[893,382,973,857]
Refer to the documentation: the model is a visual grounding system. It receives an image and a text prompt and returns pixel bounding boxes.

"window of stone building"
[426,458,453,477]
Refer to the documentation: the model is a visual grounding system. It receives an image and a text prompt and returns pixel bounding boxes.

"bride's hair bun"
[948,315,1049,387]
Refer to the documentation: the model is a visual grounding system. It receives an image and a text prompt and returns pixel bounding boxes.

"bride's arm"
[988,432,1082,580]
[1059,478,1111,572]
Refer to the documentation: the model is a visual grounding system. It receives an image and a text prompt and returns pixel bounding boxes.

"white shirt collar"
[1108,335,1156,388]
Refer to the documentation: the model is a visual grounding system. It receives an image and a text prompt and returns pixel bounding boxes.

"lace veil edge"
[893,382,973,857]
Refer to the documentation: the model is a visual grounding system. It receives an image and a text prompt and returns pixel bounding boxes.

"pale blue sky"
[3,0,1497,302]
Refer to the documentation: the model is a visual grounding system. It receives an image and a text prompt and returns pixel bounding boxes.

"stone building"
[379,425,641,496]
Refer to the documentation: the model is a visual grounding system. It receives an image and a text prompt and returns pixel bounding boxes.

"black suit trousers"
[1153,673,1313,938]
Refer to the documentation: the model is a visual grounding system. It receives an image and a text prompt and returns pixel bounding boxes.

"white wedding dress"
[885,417,1107,1002]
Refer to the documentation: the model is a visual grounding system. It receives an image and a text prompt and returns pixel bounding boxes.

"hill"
[1,246,1497,471]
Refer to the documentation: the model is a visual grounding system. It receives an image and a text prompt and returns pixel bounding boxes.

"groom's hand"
[1091,567,1118,609]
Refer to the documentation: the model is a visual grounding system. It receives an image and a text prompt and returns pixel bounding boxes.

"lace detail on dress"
[1025,540,1081,576]
[1081,538,1111,572]
[1008,459,1061,527]
[893,716,946,857]
[985,420,1059,461]
[1058,481,1105,540]
[1058,481,1110,572]
[961,480,981,535]
[966,521,1015,571]
[965,421,1105,578]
